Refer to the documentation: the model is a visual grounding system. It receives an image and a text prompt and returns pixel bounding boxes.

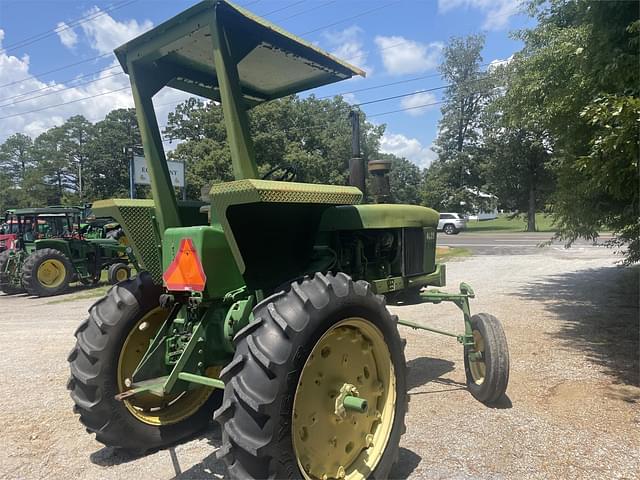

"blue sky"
[0,0,534,167]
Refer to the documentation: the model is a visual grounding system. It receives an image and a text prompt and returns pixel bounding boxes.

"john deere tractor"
[0,207,135,296]
[68,2,509,478]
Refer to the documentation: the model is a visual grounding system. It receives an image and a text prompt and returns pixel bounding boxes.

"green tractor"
[68,2,509,478]
[0,207,135,297]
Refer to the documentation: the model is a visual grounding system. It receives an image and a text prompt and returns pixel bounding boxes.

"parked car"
[437,213,467,234]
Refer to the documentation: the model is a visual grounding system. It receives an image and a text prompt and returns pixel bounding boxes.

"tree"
[85,109,141,200]
[477,64,554,231]
[0,133,33,185]
[32,126,72,203]
[387,155,424,205]
[58,115,94,201]
[511,0,639,260]
[165,95,385,199]
[429,34,491,211]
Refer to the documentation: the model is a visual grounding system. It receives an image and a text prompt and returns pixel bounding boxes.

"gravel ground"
[0,247,638,479]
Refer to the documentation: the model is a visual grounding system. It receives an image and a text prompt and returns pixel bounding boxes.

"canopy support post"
[127,63,181,231]
[211,11,259,181]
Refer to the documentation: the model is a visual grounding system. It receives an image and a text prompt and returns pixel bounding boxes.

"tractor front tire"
[463,313,510,404]
[67,272,223,453]
[22,248,72,297]
[0,250,25,295]
[108,262,131,284]
[215,272,408,480]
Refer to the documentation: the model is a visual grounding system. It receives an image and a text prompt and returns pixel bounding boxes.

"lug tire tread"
[214,272,408,480]
[22,248,73,297]
[67,272,222,452]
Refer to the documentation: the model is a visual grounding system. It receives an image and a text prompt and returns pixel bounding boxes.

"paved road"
[438,231,615,255]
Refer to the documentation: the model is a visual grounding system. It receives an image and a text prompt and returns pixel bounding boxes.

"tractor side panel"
[163,225,244,299]
[317,204,442,292]
[92,199,208,284]
[33,239,73,258]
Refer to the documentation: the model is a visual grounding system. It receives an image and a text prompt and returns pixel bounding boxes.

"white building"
[464,187,498,221]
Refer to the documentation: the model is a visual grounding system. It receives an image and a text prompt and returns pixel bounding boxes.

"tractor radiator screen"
[403,228,425,276]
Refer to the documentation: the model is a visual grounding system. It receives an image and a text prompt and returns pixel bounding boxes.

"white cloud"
[56,22,78,49]
[323,26,371,76]
[438,0,523,30]
[380,132,437,168]
[341,92,359,105]
[0,8,155,143]
[374,36,443,75]
[400,91,437,116]
[80,6,153,54]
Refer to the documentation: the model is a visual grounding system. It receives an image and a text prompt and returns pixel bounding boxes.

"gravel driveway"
[1,247,638,479]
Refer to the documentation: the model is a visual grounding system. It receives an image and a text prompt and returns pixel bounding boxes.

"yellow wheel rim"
[469,330,486,384]
[117,307,218,426]
[36,259,66,288]
[292,318,396,480]
[115,267,128,282]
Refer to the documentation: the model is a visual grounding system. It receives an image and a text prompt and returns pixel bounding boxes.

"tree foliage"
[165,95,386,199]
[513,0,639,260]
[428,34,489,212]
[0,98,424,213]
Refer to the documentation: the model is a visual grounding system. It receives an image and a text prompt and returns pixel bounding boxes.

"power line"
[368,99,446,118]
[0,0,261,90]
[301,1,402,35]
[0,71,124,109]
[0,65,122,103]
[0,0,410,106]
[0,86,130,120]
[260,0,306,17]
[0,52,114,89]
[0,0,139,55]
[279,0,339,21]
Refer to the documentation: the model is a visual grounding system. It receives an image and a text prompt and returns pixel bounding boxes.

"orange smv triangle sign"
[163,238,207,292]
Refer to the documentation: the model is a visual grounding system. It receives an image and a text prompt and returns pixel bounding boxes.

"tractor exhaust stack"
[349,110,366,196]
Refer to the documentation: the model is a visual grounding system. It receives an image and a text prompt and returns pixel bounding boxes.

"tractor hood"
[114,0,365,107]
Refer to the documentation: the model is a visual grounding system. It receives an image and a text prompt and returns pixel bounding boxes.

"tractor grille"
[424,227,436,273]
[403,228,425,276]
[403,227,437,276]
[118,206,162,283]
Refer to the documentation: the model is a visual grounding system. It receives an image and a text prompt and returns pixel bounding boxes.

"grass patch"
[466,213,556,233]
[436,246,472,262]
[47,283,111,304]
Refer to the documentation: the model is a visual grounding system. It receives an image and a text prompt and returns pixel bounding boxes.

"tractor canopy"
[114,0,365,233]
[115,0,365,107]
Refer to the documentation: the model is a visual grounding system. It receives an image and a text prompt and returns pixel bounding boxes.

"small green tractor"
[67,2,509,478]
[0,207,135,297]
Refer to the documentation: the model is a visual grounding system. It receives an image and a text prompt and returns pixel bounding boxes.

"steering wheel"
[261,164,298,182]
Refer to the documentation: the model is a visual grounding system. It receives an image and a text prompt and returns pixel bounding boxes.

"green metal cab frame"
[114,0,365,235]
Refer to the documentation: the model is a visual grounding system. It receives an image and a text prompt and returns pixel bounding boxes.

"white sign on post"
[133,155,185,188]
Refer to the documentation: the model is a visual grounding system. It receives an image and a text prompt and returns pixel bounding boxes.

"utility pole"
[126,146,135,199]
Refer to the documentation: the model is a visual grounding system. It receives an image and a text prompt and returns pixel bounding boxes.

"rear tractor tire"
[215,272,408,480]
[67,272,223,453]
[22,248,72,297]
[0,250,25,295]
[108,262,131,285]
[463,313,510,404]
